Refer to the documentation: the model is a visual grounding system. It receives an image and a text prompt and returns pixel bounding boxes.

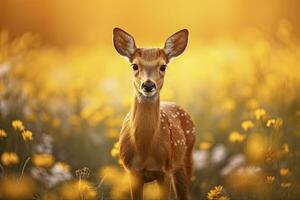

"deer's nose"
[142,80,156,92]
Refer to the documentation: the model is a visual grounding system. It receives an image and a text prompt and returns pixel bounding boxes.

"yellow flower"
[12,120,25,131]
[266,119,275,127]
[280,168,290,177]
[0,175,36,199]
[32,153,55,168]
[241,120,254,131]
[1,152,19,166]
[282,143,289,154]
[254,108,266,120]
[60,180,97,200]
[199,142,212,150]
[281,182,292,188]
[0,129,8,138]
[265,176,275,184]
[266,118,283,129]
[207,185,224,200]
[55,162,71,172]
[275,118,283,129]
[228,131,245,143]
[218,196,230,200]
[21,130,33,141]
[111,142,120,158]
[99,166,130,198]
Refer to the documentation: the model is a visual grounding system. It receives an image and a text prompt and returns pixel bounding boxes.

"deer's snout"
[141,80,156,92]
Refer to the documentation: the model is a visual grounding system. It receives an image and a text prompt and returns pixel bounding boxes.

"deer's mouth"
[141,90,157,97]
[136,89,158,101]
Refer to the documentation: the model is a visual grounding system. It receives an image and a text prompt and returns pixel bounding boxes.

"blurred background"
[0,0,300,199]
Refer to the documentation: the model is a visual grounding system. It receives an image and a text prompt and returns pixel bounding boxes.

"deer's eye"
[160,65,167,72]
[131,64,138,71]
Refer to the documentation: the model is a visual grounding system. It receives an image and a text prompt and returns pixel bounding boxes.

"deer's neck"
[130,94,160,155]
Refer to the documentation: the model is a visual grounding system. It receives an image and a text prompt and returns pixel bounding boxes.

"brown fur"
[133,48,169,62]
[114,28,195,200]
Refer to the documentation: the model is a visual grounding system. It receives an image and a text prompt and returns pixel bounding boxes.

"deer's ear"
[113,28,136,60]
[164,29,189,60]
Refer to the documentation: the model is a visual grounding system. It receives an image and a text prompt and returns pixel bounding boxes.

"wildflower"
[21,130,33,141]
[111,142,120,158]
[265,176,275,184]
[1,152,19,166]
[275,118,283,129]
[228,131,245,143]
[282,143,289,154]
[75,167,91,179]
[254,108,266,120]
[207,185,224,200]
[199,142,212,150]
[12,120,25,131]
[266,118,283,129]
[0,129,8,137]
[241,120,254,131]
[32,153,54,168]
[99,166,130,199]
[280,168,290,177]
[218,196,230,200]
[55,162,71,172]
[281,182,292,188]
[0,175,36,199]
[60,180,97,199]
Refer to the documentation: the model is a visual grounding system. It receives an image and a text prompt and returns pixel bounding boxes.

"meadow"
[0,20,300,199]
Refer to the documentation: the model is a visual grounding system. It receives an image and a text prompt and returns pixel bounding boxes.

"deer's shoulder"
[160,101,196,149]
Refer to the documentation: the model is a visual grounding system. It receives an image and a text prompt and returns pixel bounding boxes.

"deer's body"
[120,99,195,177]
[113,28,195,200]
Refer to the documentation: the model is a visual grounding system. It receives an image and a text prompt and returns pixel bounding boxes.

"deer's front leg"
[157,173,172,200]
[173,168,188,200]
[130,171,144,200]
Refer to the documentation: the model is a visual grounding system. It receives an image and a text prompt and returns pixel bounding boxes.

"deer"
[113,27,196,200]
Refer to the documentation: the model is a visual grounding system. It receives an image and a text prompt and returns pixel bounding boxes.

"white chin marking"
[142,91,156,97]
[137,91,158,101]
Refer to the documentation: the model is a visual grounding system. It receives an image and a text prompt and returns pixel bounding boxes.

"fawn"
[113,28,196,200]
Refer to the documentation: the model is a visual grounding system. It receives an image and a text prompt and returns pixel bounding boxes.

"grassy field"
[0,23,300,199]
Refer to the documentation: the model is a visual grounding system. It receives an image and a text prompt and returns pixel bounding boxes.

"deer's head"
[113,28,188,101]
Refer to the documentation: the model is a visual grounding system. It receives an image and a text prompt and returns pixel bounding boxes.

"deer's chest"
[120,133,170,172]
[131,154,162,171]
